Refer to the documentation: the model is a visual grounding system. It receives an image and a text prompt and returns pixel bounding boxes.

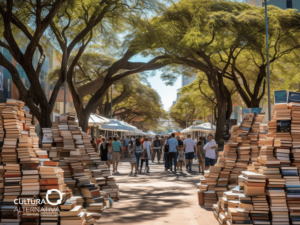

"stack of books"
[39,165,68,225]
[242,171,266,196]
[2,163,21,225]
[0,103,5,143]
[60,205,85,225]
[203,190,217,208]
[251,195,270,224]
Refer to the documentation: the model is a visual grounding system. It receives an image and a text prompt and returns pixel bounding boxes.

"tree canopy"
[130,0,300,140]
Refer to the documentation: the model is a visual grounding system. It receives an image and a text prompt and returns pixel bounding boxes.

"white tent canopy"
[181,126,192,133]
[147,130,157,136]
[76,113,110,127]
[100,119,136,132]
[191,122,216,131]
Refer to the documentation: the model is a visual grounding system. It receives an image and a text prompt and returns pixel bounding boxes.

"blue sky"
[129,54,181,111]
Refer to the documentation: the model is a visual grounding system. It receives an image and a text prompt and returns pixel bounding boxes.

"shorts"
[205,157,216,167]
[197,154,202,162]
[185,152,194,160]
[112,152,120,163]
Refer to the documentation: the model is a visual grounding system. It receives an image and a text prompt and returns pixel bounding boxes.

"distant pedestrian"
[98,137,111,169]
[112,137,123,173]
[197,137,204,174]
[164,136,171,171]
[141,137,151,173]
[176,136,183,171]
[128,139,137,176]
[203,133,217,170]
[97,135,102,148]
[177,146,185,172]
[183,134,196,172]
[141,135,146,145]
[168,133,179,173]
[152,135,161,163]
[133,138,143,173]
[124,136,130,157]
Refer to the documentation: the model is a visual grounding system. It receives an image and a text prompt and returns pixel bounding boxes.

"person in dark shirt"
[176,136,183,171]
[197,137,204,174]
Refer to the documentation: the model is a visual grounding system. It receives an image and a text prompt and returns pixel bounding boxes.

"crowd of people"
[93,133,218,176]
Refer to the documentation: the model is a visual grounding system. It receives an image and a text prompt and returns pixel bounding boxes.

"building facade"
[0,39,75,122]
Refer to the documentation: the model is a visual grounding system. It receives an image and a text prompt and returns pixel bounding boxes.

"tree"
[0,0,64,127]
[169,86,211,129]
[0,0,168,130]
[112,76,167,130]
[132,0,300,140]
[46,0,171,131]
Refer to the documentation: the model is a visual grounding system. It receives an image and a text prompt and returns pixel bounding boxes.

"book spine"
[39,179,59,185]
[40,185,60,191]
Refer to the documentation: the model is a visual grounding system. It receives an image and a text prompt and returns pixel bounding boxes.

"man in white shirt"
[203,133,217,170]
[142,137,152,172]
[183,134,196,172]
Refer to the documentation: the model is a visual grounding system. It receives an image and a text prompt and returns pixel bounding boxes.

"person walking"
[128,139,138,176]
[164,136,171,171]
[141,137,151,173]
[197,137,204,174]
[112,137,123,173]
[133,138,143,173]
[141,135,146,145]
[168,133,179,173]
[183,134,196,172]
[176,136,183,171]
[124,136,130,158]
[97,135,102,148]
[98,137,111,169]
[152,135,161,163]
[203,133,217,170]
[159,135,164,160]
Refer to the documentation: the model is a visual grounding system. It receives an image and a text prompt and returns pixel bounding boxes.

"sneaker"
[129,172,133,176]
[134,171,137,176]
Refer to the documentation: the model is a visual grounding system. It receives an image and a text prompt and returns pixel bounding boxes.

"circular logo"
[46,189,63,206]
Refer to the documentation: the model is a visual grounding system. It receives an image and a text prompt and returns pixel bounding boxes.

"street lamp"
[185,103,188,128]
[264,0,271,121]
[110,84,114,119]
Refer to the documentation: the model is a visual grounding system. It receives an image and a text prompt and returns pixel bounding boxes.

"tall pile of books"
[211,90,300,225]
[198,112,265,209]
[1,100,25,225]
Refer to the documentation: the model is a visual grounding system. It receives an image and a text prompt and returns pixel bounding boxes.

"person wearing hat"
[203,133,217,170]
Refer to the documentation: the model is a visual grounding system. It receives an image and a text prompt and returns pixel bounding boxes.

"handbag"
[140,149,148,160]
[164,140,169,153]
[129,153,136,164]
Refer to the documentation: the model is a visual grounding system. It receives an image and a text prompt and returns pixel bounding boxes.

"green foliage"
[113,76,167,130]
[130,0,300,108]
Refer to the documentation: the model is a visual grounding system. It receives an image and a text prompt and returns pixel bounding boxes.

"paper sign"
[274,90,287,104]
[288,91,300,103]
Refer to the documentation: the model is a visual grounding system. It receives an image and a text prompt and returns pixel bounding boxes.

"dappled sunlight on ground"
[100,158,218,225]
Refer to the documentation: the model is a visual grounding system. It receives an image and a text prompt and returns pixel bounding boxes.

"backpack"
[164,140,169,153]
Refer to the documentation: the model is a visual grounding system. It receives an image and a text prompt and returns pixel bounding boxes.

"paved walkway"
[101,158,218,225]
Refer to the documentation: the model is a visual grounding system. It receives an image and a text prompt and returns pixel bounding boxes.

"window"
[287,0,293,8]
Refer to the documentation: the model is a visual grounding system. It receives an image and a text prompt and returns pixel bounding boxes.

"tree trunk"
[215,100,227,142]
[79,109,91,133]
[39,108,52,128]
